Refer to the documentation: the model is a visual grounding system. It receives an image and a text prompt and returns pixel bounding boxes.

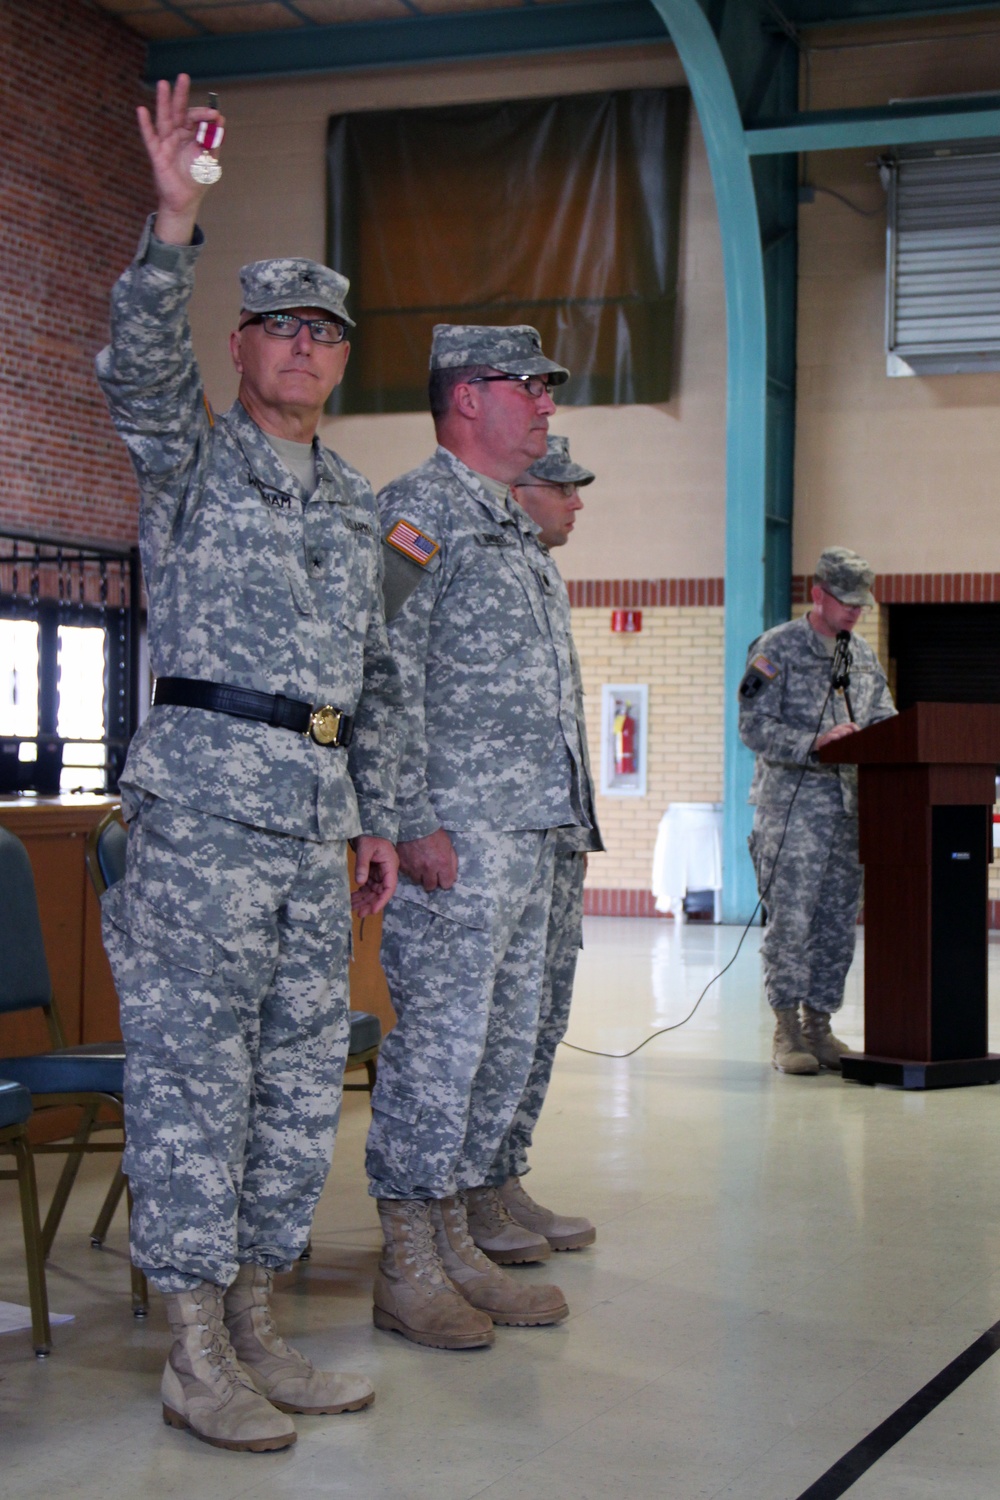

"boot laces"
[389,1201,451,1287]
[470,1187,516,1233]
[191,1306,257,1393]
[504,1179,540,1217]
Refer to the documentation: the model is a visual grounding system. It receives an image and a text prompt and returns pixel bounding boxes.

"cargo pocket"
[102,884,219,976]
[121,1141,171,1188]
[367,1089,424,1185]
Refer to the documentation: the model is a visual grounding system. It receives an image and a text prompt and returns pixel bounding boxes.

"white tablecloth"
[651,802,723,920]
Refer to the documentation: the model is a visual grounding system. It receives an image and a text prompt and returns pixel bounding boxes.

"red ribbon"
[195,121,224,151]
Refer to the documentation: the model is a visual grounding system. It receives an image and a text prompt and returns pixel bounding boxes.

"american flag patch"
[386,518,440,566]
[752,654,778,679]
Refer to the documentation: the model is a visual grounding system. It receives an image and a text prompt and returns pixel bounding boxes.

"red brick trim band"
[586,889,1000,927]
[567,578,725,608]
[583,889,667,918]
[792,573,1000,605]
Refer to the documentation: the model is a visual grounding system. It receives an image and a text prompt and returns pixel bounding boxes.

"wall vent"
[886,148,1000,376]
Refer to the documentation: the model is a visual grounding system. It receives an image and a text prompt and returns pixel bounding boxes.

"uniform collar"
[434,445,535,535]
[800,612,840,657]
[226,401,342,503]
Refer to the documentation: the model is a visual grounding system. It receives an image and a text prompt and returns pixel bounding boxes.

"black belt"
[152,677,354,748]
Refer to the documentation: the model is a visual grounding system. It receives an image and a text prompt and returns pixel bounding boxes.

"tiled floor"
[3,919,1000,1498]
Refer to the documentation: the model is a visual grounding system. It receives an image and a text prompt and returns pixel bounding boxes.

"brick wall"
[570,590,725,909]
[1,0,149,546]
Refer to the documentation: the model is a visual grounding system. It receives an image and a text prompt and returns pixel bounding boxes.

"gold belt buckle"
[308,705,341,746]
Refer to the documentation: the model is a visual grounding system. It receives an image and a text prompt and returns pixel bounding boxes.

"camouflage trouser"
[101,794,351,1293]
[749,799,861,1015]
[366,828,556,1200]
[487,850,585,1185]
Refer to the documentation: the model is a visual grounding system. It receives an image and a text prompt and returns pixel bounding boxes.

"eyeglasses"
[516,481,578,498]
[466,374,555,399]
[238,313,348,345]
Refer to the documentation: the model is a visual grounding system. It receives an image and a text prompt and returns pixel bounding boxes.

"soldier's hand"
[137,74,225,245]
[351,836,399,916]
[396,828,458,892]
[815,722,860,750]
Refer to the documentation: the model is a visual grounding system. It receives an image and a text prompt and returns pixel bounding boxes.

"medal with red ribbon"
[190,118,224,185]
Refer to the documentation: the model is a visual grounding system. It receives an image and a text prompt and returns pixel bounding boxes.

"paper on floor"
[0,1301,74,1334]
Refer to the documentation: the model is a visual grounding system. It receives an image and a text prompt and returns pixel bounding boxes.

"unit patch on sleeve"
[385,518,440,566]
[739,654,779,702]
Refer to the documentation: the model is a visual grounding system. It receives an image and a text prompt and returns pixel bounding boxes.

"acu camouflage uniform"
[739,615,895,1015]
[95,220,402,1292]
[366,426,594,1201]
[489,435,603,1186]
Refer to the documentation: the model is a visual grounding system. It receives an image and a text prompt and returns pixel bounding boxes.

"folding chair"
[0,1078,51,1356]
[0,825,147,1316]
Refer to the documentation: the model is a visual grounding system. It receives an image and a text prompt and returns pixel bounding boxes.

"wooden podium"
[820,702,1000,1088]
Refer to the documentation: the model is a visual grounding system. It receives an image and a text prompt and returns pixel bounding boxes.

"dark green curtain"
[326,88,689,414]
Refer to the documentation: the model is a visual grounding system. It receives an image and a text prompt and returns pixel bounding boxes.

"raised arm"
[137,74,225,246]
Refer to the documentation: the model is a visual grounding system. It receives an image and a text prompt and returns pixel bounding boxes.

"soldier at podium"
[738,548,896,1075]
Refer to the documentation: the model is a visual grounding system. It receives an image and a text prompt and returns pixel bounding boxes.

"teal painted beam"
[145,0,669,83]
[747,98,1000,155]
[649,0,768,925]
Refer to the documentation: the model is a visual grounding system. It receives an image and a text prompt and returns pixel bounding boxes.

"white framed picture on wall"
[599,683,649,798]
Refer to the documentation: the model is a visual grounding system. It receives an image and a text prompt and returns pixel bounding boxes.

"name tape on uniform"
[386,518,440,566]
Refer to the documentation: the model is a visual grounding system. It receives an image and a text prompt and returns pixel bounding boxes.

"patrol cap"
[430,323,569,384]
[814,546,875,607]
[238,257,355,327]
[521,434,594,487]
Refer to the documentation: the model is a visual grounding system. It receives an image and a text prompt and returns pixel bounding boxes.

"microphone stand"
[831,629,855,723]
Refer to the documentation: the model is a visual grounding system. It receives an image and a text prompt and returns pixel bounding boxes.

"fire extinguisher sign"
[599,683,649,798]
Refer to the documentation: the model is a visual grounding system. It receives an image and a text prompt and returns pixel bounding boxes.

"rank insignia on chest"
[385,518,440,565]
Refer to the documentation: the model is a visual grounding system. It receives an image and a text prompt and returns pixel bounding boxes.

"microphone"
[831,629,855,723]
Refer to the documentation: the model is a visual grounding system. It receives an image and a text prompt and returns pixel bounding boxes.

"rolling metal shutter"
[886,149,1000,376]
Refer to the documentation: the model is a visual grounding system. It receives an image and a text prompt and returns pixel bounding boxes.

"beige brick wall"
[572,605,725,892]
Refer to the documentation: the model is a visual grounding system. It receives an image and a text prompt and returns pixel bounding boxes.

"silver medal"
[190,151,222,186]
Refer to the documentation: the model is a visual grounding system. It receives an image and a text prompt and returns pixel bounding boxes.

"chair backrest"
[97,815,127,892]
[0,828,53,1017]
[85,809,127,897]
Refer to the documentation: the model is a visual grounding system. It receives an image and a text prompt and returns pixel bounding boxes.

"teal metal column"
[648,0,770,922]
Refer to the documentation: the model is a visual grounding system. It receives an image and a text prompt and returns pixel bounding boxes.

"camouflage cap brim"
[430,322,569,383]
[239,257,356,326]
[823,582,876,608]
[488,352,570,385]
[246,291,355,328]
[524,454,595,486]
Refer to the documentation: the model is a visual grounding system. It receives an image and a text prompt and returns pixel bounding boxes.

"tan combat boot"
[431,1196,569,1327]
[801,1006,850,1071]
[498,1176,596,1252]
[160,1281,297,1452]
[465,1184,551,1264]
[224,1263,374,1415]
[373,1198,495,1350]
[771,1007,819,1075]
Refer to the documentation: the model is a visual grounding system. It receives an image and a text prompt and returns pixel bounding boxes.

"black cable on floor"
[561,679,839,1061]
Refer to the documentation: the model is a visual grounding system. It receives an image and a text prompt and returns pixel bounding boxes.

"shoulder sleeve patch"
[739,653,780,702]
[385,518,440,566]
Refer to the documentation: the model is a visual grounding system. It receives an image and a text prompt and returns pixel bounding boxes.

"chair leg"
[40,1103,99,1260]
[90,1163,127,1248]
[365,1056,377,1092]
[125,1182,149,1318]
[13,1131,52,1357]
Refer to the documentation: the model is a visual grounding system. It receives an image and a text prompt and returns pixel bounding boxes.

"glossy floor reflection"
[3,919,1000,1499]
